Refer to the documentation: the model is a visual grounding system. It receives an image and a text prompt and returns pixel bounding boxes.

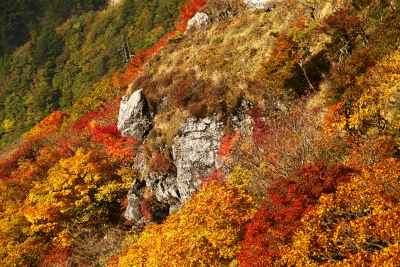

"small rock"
[203,117,212,124]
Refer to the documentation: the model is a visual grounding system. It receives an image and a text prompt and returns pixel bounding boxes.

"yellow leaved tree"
[25,147,134,248]
[110,180,255,267]
[324,49,400,137]
[281,158,400,266]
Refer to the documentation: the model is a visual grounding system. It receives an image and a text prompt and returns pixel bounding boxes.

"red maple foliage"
[219,131,239,163]
[149,150,175,174]
[328,47,376,103]
[0,138,42,180]
[38,244,72,267]
[316,8,365,44]
[176,0,208,33]
[238,161,355,266]
[199,169,226,188]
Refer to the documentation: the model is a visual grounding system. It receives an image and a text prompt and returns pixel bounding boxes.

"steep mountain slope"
[112,0,400,265]
[2,0,400,266]
[0,0,185,149]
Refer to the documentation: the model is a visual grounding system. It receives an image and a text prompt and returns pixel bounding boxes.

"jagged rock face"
[119,91,224,223]
[143,172,181,213]
[172,116,224,202]
[124,176,170,226]
[123,115,224,221]
[142,116,224,214]
[117,89,152,140]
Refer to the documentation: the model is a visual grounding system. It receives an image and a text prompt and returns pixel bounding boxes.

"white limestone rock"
[186,12,211,30]
[117,89,152,140]
[172,116,224,202]
[245,0,278,9]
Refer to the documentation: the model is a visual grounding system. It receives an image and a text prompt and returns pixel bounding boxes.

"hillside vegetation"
[0,0,185,148]
[2,0,400,266]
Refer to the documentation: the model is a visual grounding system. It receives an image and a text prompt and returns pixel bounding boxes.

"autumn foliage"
[113,0,207,88]
[238,162,354,266]
[23,111,70,141]
[316,8,366,45]
[0,0,211,261]
[259,32,304,94]
[0,93,138,265]
[110,180,254,267]
[3,0,400,266]
[282,158,400,266]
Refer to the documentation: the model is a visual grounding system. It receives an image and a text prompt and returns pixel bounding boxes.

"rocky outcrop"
[143,115,224,214]
[187,12,211,30]
[172,116,224,202]
[245,0,280,10]
[117,89,152,140]
[120,90,239,226]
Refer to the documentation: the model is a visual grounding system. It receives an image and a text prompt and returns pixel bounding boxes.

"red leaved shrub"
[316,8,366,45]
[39,245,72,267]
[219,131,239,163]
[237,161,355,266]
[199,169,226,188]
[140,196,153,224]
[149,150,175,174]
[176,0,208,33]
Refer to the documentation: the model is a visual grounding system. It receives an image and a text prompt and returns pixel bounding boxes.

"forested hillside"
[0,0,185,148]
[2,0,400,266]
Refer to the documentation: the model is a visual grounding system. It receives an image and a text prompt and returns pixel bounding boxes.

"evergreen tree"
[32,27,64,67]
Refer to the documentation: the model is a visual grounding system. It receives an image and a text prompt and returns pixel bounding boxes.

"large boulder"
[117,89,152,140]
[119,94,250,225]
